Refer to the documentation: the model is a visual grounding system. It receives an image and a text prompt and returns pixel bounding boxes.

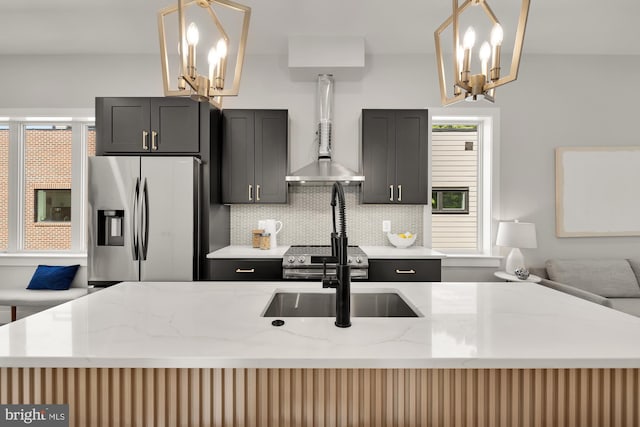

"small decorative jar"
[260,233,271,250]
[252,229,265,248]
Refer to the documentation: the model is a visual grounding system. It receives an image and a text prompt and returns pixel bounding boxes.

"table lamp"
[496,220,537,274]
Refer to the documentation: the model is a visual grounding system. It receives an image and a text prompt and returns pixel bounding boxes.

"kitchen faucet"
[322,182,351,328]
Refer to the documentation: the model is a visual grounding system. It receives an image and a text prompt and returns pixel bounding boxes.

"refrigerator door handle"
[131,178,140,261]
[141,178,150,261]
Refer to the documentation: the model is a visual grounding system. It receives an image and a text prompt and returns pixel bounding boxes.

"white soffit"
[288,36,365,81]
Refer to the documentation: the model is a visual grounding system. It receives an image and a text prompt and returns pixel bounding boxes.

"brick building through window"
[0,123,95,252]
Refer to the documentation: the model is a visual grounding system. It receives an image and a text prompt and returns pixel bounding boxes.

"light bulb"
[456,44,464,70]
[491,23,503,46]
[479,42,491,62]
[208,47,219,66]
[479,41,491,78]
[208,47,218,82]
[186,23,199,46]
[216,39,227,58]
[462,27,476,50]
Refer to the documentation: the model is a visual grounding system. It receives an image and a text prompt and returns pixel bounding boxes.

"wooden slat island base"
[2,367,639,427]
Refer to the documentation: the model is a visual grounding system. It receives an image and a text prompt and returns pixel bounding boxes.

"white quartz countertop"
[360,246,446,259]
[207,245,444,259]
[1,281,640,369]
[207,245,290,258]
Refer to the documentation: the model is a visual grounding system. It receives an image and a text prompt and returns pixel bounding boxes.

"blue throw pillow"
[27,265,80,291]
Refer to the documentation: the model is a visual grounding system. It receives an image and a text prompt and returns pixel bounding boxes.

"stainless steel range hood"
[286,158,364,183]
[286,74,364,184]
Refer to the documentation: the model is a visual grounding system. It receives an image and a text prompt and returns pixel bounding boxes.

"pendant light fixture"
[158,0,251,109]
[435,0,530,105]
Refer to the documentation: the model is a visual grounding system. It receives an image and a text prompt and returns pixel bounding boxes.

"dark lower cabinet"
[210,259,282,281]
[368,259,441,282]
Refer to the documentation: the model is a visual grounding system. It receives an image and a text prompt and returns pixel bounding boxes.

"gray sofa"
[534,259,640,317]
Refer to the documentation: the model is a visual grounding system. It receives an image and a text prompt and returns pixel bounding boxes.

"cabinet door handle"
[398,185,402,202]
[256,184,261,201]
[142,130,149,150]
[389,185,394,201]
[151,131,158,151]
[248,185,253,201]
[395,269,416,274]
[235,268,255,273]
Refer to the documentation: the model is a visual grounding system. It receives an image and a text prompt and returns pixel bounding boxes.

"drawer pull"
[235,268,255,273]
[395,269,416,274]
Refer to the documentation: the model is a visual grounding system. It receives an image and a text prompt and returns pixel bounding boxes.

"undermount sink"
[262,291,421,318]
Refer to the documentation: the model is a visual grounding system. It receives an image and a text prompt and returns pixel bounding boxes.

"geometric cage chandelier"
[158,0,251,109]
[435,0,531,105]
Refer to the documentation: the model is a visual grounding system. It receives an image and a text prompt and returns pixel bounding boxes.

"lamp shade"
[496,221,537,249]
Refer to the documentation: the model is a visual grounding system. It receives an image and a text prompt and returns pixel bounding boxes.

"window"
[0,125,8,251]
[0,117,94,253]
[34,189,72,222]
[87,125,96,157]
[430,119,487,251]
[432,187,469,214]
[24,125,73,250]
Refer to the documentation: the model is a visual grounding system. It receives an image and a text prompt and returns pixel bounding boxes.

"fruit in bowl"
[386,231,417,248]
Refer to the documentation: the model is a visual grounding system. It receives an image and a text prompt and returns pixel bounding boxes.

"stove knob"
[287,256,296,263]
[298,256,306,263]
[355,256,362,264]
[348,257,353,263]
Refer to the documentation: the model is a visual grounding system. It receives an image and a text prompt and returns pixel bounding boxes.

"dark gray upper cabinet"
[362,109,429,204]
[222,109,288,204]
[96,97,199,154]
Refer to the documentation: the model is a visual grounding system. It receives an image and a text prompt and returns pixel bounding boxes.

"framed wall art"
[555,146,640,237]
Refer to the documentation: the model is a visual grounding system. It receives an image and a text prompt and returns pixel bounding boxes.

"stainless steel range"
[282,245,369,280]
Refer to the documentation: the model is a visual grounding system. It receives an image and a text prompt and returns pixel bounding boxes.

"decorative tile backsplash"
[230,185,424,246]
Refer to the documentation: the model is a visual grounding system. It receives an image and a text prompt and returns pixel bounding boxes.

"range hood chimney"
[286,74,364,184]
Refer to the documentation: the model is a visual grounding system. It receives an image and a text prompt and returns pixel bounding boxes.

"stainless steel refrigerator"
[88,156,200,285]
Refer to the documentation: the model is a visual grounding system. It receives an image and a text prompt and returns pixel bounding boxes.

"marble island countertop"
[1,281,640,369]
[207,245,445,259]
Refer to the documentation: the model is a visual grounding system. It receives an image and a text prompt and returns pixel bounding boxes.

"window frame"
[2,115,95,254]
[427,108,500,256]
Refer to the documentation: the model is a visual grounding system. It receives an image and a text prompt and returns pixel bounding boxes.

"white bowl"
[386,232,417,248]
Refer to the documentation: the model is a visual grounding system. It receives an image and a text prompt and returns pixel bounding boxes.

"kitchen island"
[1,281,639,426]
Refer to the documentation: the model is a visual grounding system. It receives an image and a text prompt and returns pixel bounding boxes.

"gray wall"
[0,55,162,108]
[1,52,639,269]
[496,54,640,266]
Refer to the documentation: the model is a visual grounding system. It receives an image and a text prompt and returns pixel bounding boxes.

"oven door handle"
[283,270,333,278]
[283,269,368,279]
